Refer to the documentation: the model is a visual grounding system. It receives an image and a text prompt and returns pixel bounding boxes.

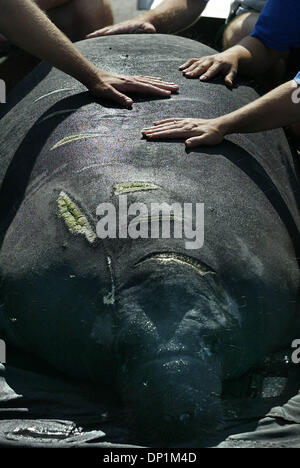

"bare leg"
[1,0,113,48]
[222,12,259,50]
[0,0,113,93]
[47,0,114,42]
[223,12,288,90]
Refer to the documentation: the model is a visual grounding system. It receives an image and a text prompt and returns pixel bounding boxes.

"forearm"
[138,0,206,34]
[229,36,283,77]
[219,80,300,135]
[0,0,99,87]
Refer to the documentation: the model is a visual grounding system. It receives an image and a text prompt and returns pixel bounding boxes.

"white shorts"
[230,0,266,17]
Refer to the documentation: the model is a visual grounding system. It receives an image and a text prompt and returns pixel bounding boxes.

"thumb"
[92,85,133,108]
[224,66,237,87]
[86,28,108,38]
[142,23,157,34]
[185,135,207,148]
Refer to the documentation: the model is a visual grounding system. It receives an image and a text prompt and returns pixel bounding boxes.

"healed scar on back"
[34,88,76,103]
[136,253,216,277]
[57,191,96,244]
[51,133,104,151]
[103,256,116,306]
[114,182,161,196]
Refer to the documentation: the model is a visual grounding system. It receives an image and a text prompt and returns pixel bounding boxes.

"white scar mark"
[34,88,76,103]
[57,191,96,244]
[114,182,161,196]
[38,109,78,124]
[236,237,264,277]
[137,253,215,277]
[103,257,116,306]
[51,133,104,151]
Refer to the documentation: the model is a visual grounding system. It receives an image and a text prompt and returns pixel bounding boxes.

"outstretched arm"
[180,36,283,86]
[0,0,178,107]
[142,79,300,147]
[87,0,206,38]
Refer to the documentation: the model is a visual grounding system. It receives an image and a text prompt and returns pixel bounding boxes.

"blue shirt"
[250,0,300,83]
[251,0,300,51]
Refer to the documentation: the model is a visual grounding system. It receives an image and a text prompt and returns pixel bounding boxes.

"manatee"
[0,34,299,446]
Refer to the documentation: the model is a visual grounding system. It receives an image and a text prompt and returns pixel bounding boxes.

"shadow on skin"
[184,140,300,265]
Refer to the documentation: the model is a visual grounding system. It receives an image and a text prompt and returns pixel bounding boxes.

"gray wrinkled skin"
[0,35,299,447]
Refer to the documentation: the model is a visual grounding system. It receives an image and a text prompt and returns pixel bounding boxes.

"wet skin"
[0,35,299,444]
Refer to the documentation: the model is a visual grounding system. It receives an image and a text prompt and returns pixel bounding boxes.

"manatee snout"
[115,258,231,443]
[119,355,223,444]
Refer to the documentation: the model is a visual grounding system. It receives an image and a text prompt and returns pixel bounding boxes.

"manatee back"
[0,34,299,221]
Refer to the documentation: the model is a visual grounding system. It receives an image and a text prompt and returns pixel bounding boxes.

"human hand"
[88,71,179,108]
[179,50,239,87]
[142,117,226,147]
[86,19,156,39]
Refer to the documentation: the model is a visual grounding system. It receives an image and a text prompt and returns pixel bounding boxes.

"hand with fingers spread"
[86,19,156,39]
[179,50,239,87]
[142,118,225,147]
[89,72,179,108]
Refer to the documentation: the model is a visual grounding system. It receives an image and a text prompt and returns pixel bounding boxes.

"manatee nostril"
[179,413,192,424]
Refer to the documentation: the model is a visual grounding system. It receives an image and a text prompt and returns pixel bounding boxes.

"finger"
[136,77,179,88]
[199,62,224,81]
[142,123,181,134]
[144,128,193,140]
[183,62,209,78]
[135,24,156,34]
[183,64,210,78]
[185,133,223,147]
[86,28,110,38]
[139,81,179,92]
[185,135,208,147]
[100,86,133,108]
[179,58,197,70]
[142,122,177,131]
[136,76,178,86]
[224,67,237,87]
[121,82,172,97]
[142,120,182,131]
[137,75,163,81]
[153,118,184,125]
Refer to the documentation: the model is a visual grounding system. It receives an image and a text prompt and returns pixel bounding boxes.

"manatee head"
[115,253,239,444]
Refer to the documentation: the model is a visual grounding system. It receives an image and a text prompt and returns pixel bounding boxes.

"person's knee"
[49,0,113,41]
[70,0,113,37]
[222,12,259,50]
